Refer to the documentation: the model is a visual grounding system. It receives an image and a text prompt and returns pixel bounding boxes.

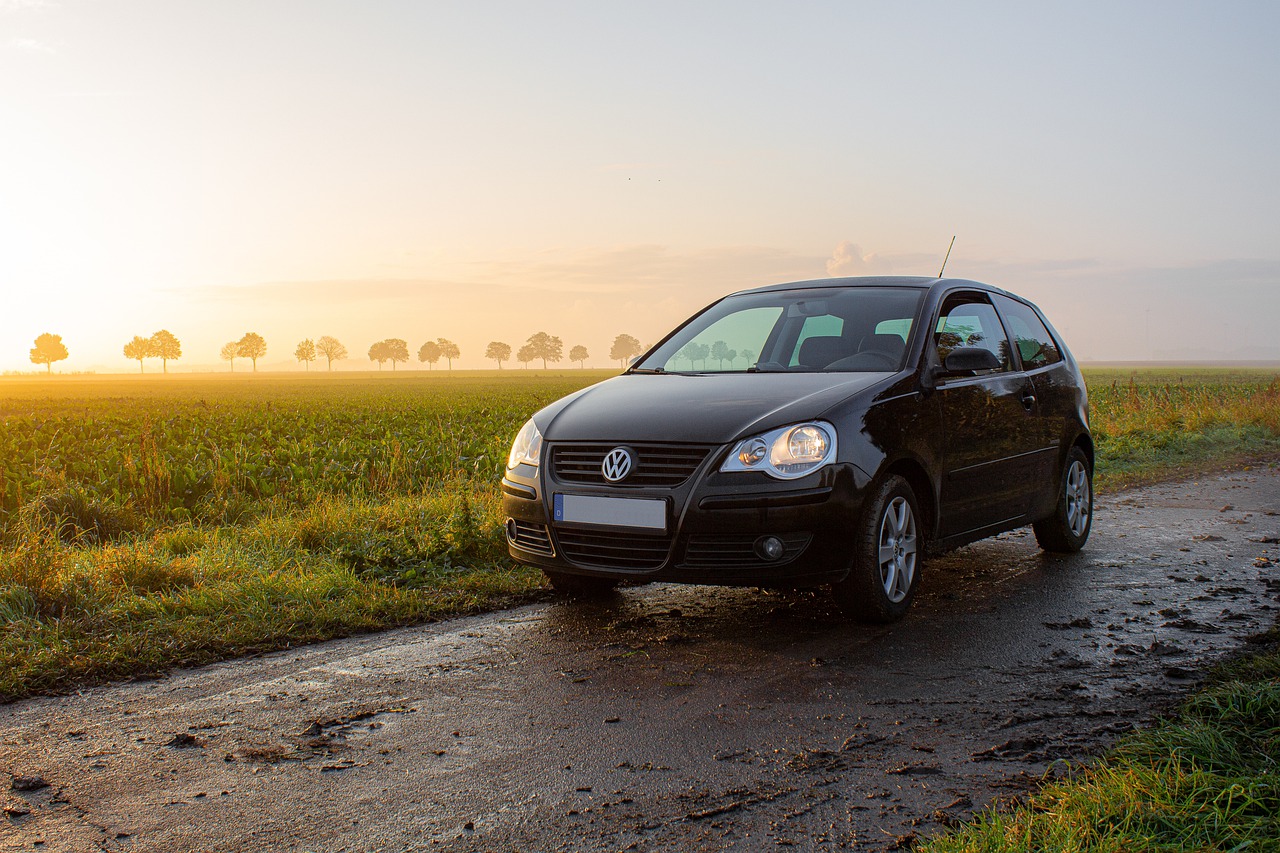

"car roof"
[731,275,1019,300]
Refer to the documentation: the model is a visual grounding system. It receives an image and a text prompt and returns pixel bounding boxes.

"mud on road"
[3,466,1279,852]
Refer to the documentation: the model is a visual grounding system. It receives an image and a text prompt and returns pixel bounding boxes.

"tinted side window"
[934,293,1012,371]
[993,295,1062,368]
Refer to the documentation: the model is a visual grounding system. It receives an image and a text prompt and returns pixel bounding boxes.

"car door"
[932,291,1043,538]
[991,293,1073,517]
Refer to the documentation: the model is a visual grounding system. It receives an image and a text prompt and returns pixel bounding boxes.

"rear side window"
[993,295,1062,368]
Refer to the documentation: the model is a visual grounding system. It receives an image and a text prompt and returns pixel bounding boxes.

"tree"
[569,344,589,367]
[368,340,390,370]
[485,341,512,369]
[710,340,733,369]
[316,336,347,371]
[516,343,535,369]
[149,329,181,374]
[417,340,442,369]
[29,333,68,373]
[436,338,460,369]
[739,348,756,368]
[691,342,710,368]
[295,338,317,370]
[676,341,701,369]
[610,333,642,367]
[124,335,152,373]
[220,341,238,372]
[385,338,409,370]
[237,332,267,371]
[523,331,563,369]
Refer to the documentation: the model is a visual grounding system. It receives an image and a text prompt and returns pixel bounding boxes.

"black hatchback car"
[502,276,1091,622]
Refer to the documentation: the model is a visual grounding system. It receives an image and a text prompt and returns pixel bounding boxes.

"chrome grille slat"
[550,443,713,487]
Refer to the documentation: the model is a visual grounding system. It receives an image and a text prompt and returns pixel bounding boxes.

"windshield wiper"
[626,367,667,374]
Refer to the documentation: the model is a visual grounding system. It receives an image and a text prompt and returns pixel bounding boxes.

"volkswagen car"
[501,276,1091,622]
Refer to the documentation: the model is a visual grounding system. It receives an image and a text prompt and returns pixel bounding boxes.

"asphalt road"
[3,465,1279,852]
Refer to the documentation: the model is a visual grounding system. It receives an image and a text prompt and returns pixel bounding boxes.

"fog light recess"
[505,518,518,541]
[754,535,785,561]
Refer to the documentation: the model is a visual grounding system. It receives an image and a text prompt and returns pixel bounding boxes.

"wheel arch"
[882,457,936,545]
[1071,432,1095,470]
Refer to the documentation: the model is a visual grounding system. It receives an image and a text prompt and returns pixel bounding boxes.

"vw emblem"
[601,447,634,482]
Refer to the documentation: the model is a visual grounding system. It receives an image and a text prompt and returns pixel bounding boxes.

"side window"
[993,295,1062,368]
[934,293,1012,372]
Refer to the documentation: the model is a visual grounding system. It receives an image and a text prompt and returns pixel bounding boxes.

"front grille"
[551,443,713,487]
[554,528,672,571]
[508,520,554,556]
[680,533,811,569]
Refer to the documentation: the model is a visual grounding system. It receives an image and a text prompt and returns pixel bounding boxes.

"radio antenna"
[937,236,956,278]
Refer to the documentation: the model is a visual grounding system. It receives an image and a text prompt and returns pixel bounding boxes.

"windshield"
[634,287,924,373]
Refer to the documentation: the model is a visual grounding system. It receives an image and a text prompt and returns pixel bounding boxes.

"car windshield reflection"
[633,286,925,374]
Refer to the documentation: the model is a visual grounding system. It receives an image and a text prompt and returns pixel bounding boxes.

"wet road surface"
[3,465,1279,851]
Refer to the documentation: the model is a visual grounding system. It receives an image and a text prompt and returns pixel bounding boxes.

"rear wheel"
[544,570,619,598]
[831,475,922,623]
[1033,446,1093,552]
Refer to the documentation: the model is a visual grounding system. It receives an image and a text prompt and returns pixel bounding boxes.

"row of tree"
[675,340,757,369]
[25,330,649,373]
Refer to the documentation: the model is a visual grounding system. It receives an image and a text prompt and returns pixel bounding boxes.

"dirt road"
[3,466,1279,851]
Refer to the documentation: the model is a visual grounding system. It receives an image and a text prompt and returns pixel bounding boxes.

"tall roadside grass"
[0,485,543,699]
[1087,373,1280,488]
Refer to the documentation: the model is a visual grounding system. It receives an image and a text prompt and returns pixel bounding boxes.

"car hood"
[538,372,890,444]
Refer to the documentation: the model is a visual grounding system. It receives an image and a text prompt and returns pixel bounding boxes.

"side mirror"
[942,347,1001,374]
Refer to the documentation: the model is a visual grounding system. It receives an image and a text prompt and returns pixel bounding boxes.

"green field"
[2,366,1278,700]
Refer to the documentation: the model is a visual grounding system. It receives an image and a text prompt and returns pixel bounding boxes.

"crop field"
[2,367,1279,700]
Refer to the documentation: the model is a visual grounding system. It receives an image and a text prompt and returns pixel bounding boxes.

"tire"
[544,570,619,598]
[831,475,922,624]
[1033,446,1093,552]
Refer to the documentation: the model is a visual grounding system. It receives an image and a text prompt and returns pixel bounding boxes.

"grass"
[1087,369,1280,489]
[0,366,1277,702]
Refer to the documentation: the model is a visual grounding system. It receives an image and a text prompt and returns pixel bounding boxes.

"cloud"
[824,241,905,277]
[5,37,55,53]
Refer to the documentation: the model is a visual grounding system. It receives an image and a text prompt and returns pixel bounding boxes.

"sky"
[2,0,1278,372]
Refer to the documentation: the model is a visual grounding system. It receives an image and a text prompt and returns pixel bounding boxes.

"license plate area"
[553,493,667,532]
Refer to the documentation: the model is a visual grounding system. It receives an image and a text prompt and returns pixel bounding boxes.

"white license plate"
[553,494,667,531]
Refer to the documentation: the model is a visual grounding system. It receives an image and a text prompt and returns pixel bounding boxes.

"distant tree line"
[24,330,648,374]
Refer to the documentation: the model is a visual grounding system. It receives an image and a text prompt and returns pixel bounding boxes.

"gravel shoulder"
[3,466,1278,852]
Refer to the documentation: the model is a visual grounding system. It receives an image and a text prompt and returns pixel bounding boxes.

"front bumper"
[501,446,871,587]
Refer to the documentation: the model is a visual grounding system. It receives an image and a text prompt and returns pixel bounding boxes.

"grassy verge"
[0,485,545,699]
[1087,372,1280,489]
[918,633,1280,852]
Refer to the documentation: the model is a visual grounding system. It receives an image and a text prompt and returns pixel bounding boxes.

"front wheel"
[831,475,922,624]
[544,570,619,598]
[1033,446,1093,552]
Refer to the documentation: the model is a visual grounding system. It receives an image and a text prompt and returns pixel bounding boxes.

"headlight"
[720,421,836,480]
[507,419,543,469]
